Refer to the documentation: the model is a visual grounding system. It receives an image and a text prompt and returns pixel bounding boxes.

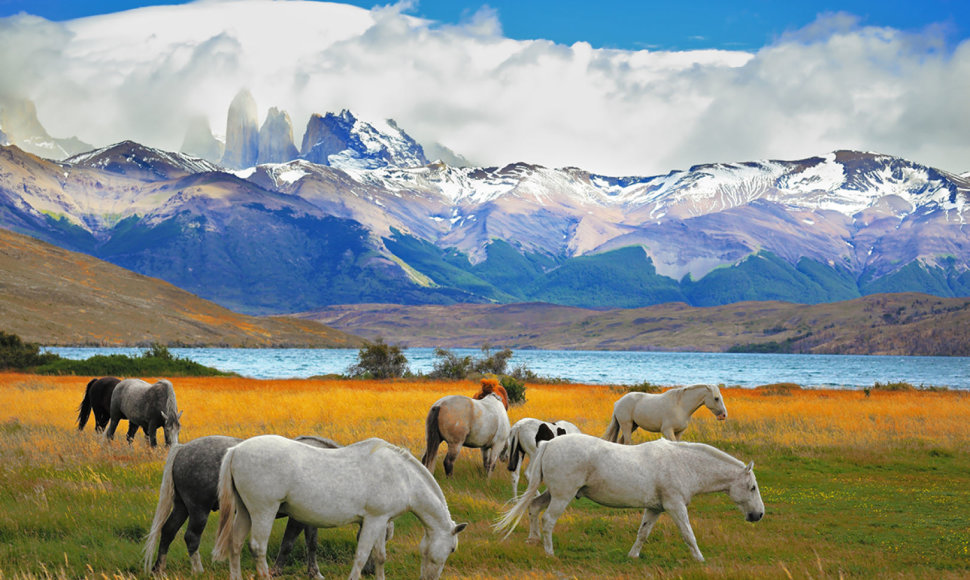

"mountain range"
[2,96,970,316]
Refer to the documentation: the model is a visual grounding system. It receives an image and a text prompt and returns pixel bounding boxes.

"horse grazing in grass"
[104,378,182,447]
[495,434,764,562]
[76,376,121,432]
[422,380,511,477]
[144,435,387,577]
[212,435,466,580]
[603,384,727,443]
[507,418,581,496]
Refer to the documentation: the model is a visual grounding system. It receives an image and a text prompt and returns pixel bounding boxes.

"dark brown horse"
[421,379,511,477]
[76,376,122,432]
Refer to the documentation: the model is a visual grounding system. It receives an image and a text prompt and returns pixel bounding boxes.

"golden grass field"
[0,373,968,579]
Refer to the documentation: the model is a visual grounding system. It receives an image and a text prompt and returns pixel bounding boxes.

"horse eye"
[750,485,757,492]
[715,397,720,402]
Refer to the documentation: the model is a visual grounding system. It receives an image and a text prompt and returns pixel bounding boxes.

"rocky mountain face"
[2,113,970,315]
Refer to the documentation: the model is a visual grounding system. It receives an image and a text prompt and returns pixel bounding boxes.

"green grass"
[1,426,967,579]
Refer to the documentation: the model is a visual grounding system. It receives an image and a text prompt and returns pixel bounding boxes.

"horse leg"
[104,416,120,441]
[151,497,189,574]
[660,421,679,441]
[228,501,252,580]
[126,423,139,445]
[666,501,704,562]
[183,506,210,574]
[481,447,499,477]
[272,518,313,577]
[619,420,635,445]
[443,440,464,477]
[511,462,521,497]
[348,517,389,580]
[627,508,662,558]
[540,493,573,556]
[526,490,551,543]
[304,525,323,580]
[247,509,278,580]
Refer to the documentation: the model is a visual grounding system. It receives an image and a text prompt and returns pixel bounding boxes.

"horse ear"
[160,411,168,421]
[177,410,184,419]
[745,461,754,472]
[453,522,468,535]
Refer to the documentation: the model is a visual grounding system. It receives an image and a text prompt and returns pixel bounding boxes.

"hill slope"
[0,228,363,347]
[303,293,970,356]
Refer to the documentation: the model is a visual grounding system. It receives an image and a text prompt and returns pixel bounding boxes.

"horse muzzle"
[716,413,727,421]
[746,511,764,522]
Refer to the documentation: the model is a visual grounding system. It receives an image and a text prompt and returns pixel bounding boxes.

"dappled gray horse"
[496,435,763,562]
[104,378,182,447]
[143,435,386,577]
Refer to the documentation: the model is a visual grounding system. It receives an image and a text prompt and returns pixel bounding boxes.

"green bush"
[628,381,664,393]
[347,338,409,379]
[33,343,230,376]
[429,347,474,379]
[500,375,526,406]
[0,331,60,370]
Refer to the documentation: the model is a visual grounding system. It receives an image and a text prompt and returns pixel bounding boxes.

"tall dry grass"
[1,374,968,579]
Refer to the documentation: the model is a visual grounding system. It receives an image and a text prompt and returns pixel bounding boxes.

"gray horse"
[144,435,388,577]
[104,378,182,447]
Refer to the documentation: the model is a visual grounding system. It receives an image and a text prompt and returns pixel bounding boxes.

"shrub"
[473,344,513,375]
[757,382,803,396]
[872,381,917,392]
[500,375,526,406]
[347,338,409,379]
[628,381,664,393]
[32,343,230,376]
[430,347,474,379]
[0,331,60,370]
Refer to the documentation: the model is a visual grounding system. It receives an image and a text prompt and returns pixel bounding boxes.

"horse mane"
[473,378,509,409]
[678,440,746,468]
[159,379,179,416]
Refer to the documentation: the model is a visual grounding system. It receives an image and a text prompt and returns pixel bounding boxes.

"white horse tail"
[211,446,238,561]
[603,415,620,442]
[142,443,182,573]
[494,441,547,538]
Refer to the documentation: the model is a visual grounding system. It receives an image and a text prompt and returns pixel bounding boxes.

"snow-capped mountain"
[300,110,428,170]
[2,133,970,314]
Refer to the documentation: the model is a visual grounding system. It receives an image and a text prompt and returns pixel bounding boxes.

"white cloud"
[1,1,967,175]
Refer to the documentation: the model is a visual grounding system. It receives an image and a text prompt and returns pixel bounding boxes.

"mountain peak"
[67,140,220,180]
[300,109,428,170]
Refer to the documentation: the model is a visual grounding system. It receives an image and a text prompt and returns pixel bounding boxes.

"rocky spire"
[257,107,299,164]
[221,89,259,169]
[180,116,223,163]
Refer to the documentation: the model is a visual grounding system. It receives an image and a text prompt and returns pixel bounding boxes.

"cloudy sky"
[0,0,968,175]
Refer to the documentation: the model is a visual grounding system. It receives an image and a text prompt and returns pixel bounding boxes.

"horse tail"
[211,445,239,561]
[603,414,620,442]
[76,379,96,431]
[494,441,547,538]
[421,404,443,472]
[143,443,182,573]
[506,427,523,472]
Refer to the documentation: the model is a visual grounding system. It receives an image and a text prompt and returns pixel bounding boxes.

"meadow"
[0,373,968,579]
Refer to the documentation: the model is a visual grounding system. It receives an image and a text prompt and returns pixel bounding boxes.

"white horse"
[421,390,511,477]
[212,435,466,580]
[506,418,581,496]
[603,384,727,443]
[495,434,763,562]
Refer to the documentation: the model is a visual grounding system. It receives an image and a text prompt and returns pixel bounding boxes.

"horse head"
[160,410,183,446]
[729,461,764,523]
[419,522,466,580]
[703,385,728,420]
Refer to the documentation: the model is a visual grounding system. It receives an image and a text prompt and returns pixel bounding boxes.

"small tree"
[347,338,409,379]
[430,347,474,379]
[473,344,513,375]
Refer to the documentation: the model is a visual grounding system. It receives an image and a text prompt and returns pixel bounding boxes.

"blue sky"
[1,0,968,174]
[2,0,967,51]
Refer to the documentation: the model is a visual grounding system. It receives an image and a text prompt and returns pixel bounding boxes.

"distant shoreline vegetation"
[0,332,233,377]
